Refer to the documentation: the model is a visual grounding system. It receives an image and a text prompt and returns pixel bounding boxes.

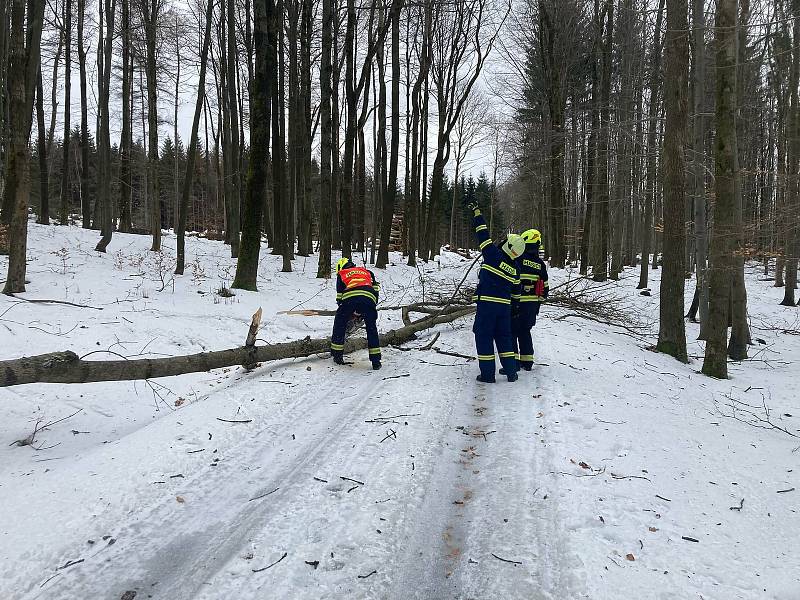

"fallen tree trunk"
[0,306,475,387]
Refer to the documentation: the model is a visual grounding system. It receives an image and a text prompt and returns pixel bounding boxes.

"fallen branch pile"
[538,274,653,337]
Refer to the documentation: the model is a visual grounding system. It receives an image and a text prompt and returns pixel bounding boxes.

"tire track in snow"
[30,368,386,600]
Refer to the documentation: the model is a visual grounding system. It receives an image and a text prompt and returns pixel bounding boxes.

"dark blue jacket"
[470,211,520,305]
[517,244,549,303]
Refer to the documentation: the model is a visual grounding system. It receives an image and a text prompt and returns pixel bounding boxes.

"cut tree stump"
[0,306,475,387]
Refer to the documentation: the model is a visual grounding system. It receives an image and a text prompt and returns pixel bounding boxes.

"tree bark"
[592,0,613,282]
[177,0,214,276]
[702,0,738,378]
[656,0,688,363]
[226,0,241,257]
[117,0,132,233]
[689,0,709,336]
[316,0,333,277]
[93,0,115,253]
[35,66,47,224]
[781,2,800,307]
[59,0,72,225]
[144,0,161,251]
[78,0,90,229]
[376,0,403,268]
[233,0,269,288]
[637,0,665,289]
[1,0,46,294]
[0,306,475,387]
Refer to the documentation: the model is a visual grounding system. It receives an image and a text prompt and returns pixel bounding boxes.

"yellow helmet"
[336,258,350,273]
[521,229,542,245]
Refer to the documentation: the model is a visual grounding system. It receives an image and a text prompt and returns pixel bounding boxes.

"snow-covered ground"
[1,224,798,600]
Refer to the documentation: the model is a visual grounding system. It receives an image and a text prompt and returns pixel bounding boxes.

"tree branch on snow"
[713,392,799,439]
[9,408,83,448]
[0,307,476,387]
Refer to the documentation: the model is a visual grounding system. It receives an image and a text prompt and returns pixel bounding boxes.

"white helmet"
[502,234,525,259]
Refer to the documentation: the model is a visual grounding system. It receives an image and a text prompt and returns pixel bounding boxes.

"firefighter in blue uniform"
[465,199,525,383]
[330,258,382,370]
[508,229,549,371]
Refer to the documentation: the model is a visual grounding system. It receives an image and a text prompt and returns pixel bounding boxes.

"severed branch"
[0,306,475,387]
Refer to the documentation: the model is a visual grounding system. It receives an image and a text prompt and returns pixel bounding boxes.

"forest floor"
[1,224,799,600]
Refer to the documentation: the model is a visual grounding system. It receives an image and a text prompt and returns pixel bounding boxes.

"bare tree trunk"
[1,0,46,294]
[144,0,161,251]
[271,0,291,272]
[316,0,333,277]
[59,0,72,225]
[407,2,431,267]
[728,0,751,355]
[656,0,688,362]
[226,0,241,257]
[377,0,403,268]
[539,1,568,268]
[177,0,214,276]
[78,0,90,229]
[781,1,800,307]
[35,66,47,224]
[689,0,709,336]
[610,0,634,280]
[703,0,738,378]
[93,0,115,253]
[592,0,613,281]
[173,12,181,232]
[637,0,665,289]
[0,306,475,387]
[117,0,132,233]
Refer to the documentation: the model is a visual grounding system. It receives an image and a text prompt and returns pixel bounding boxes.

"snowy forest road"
[28,343,570,600]
[4,229,799,600]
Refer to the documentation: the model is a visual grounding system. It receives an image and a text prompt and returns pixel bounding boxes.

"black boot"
[372,361,382,371]
[506,372,518,382]
[476,374,496,383]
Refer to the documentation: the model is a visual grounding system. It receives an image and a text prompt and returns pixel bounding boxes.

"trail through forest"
[1,226,798,599]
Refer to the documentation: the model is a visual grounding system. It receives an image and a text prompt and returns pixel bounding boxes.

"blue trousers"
[473,301,518,381]
[512,303,540,369]
[331,297,381,364]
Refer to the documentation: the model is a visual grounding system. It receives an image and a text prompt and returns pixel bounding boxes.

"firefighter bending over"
[330,258,382,370]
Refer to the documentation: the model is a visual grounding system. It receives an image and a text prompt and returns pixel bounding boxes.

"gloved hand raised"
[463,198,480,215]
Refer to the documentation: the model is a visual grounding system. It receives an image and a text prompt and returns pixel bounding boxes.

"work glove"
[464,198,480,216]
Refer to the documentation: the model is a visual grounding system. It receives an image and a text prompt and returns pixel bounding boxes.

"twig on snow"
[610,473,652,482]
[10,408,83,448]
[357,570,378,579]
[382,373,410,381]
[11,295,103,310]
[729,498,745,511]
[491,553,522,565]
[57,558,85,570]
[216,417,253,424]
[340,476,365,486]
[433,348,475,361]
[249,488,279,502]
[252,552,287,572]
